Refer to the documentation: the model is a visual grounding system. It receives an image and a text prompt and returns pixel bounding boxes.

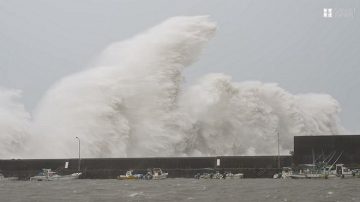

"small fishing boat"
[224,172,244,179]
[194,169,244,179]
[352,169,360,178]
[194,173,211,179]
[117,170,143,180]
[276,164,329,179]
[325,164,354,178]
[275,150,358,180]
[290,173,327,179]
[148,168,168,180]
[194,168,216,179]
[30,169,82,181]
[211,171,224,179]
[275,163,356,179]
[273,167,293,179]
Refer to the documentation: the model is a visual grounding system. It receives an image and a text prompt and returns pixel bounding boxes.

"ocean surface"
[1,178,360,202]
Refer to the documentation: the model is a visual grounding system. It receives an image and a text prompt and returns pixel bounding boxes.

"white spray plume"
[32,16,217,158]
[0,88,30,158]
[180,74,344,155]
[0,16,345,158]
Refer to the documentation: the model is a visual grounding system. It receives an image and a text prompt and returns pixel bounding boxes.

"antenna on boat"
[315,150,325,162]
[328,151,343,171]
[312,149,315,165]
[324,151,337,164]
[75,137,81,172]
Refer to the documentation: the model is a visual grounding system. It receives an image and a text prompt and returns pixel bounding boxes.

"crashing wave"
[0,16,345,158]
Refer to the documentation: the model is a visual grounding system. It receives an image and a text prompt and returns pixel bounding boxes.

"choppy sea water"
[1,178,360,202]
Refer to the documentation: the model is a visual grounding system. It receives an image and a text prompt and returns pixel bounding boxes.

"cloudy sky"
[0,0,359,131]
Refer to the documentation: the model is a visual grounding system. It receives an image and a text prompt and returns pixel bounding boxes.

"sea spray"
[32,16,217,157]
[0,16,345,158]
[180,74,344,155]
[0,88,30,158]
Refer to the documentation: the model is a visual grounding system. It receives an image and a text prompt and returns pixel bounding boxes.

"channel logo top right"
[323,8,356,18]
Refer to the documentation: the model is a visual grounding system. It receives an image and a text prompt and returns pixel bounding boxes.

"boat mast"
[75,137,81,172]
[277,131,280,169]
[328,151,343,171]
[312,148,315,165]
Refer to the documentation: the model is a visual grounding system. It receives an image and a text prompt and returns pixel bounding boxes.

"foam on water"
[0,16,345,158]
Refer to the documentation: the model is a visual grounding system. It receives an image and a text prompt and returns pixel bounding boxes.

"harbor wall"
[3,135,360,179]
[0,156,292,179]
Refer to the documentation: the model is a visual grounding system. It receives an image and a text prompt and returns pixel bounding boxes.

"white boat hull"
[152,174,168,180]
[30,172,82,181]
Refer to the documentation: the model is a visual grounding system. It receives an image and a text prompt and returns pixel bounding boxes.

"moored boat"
[275,163,358,179]
[149,168,168,180]
[117,170,143,180]
[224,172,244,179]
[194,170,244,179]
[30,169,82,181]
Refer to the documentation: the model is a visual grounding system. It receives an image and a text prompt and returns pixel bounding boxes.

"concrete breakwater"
[0,156,292,179]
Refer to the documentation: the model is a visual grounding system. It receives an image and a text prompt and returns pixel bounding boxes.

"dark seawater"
[1,178,360,202]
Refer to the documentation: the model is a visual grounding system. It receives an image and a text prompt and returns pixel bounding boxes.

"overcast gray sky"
[0,0,359,131]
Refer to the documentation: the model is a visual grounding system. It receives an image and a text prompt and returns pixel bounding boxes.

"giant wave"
[0,16,344,158]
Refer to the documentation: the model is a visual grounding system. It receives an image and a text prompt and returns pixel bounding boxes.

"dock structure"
[1,135,360,179]
[0,156,292,179]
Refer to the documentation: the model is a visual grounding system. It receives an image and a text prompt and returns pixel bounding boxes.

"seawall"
[0,156,292,179]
